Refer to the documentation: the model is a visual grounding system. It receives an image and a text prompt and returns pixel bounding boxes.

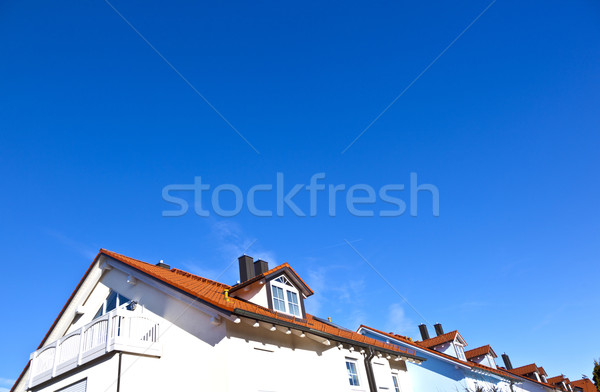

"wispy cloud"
[384,303,417,338]
[442,300,489,314]
[0,377,14,391]
[533,304,568,331]
[44,229,97,259]
[182,220,275,283]
[303,261,368,328]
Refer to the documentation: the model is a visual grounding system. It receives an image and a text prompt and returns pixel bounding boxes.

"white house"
[357,324,560,392]
[11,249,426,392]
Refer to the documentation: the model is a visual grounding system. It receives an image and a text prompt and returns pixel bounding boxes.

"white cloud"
[0,378,14,385]
[182,219,278,284]
[45,229,97,259]
[0,377,14,391]
[384,303,417,338]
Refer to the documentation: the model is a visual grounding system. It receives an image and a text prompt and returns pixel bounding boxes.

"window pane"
[117,294,131,307]
[272,286,286,312]
[105,291,118,313]
[392,375,401,392]
[93,306,103,320]
[346,361,359,386]
[286,291,301,317]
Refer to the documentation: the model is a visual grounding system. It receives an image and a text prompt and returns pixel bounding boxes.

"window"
[93,290,131,319]
[454,344,466,361]
[286,291,300,316]
[487,355,496,368]
[392,374,402,392]
[272,286,286,312]
[346,360,360,386]
[270,275,302,317]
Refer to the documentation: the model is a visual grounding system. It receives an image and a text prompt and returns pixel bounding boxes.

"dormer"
[511,363,543,382]
[547,375,573,392]
[417,324,468,360]
[538,367,548,383]
[228,255,313,319]
[465,345,498,369]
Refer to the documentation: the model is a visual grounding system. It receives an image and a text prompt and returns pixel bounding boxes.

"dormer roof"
[358,325,521,383]
[229,262,314,297]
[465,345,497,360]
[548,375,571,385]
[571,378,596,392]
[417,330,467,349]
[511,363,540,376]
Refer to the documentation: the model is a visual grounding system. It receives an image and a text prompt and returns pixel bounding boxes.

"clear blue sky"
[1,0,599,388]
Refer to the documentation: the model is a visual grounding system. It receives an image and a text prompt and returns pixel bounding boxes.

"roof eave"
[233,309,426,363]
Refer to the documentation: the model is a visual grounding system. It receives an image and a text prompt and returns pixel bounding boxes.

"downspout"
[364,346,378,392]
[116,352,122,392]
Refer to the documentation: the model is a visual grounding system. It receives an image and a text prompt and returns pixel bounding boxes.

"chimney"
[502,353,513,370]
[418,324,430,340]
[434,323,444,336]
[254,259,268,276]
[156,260,170,269]
[238,255,255,282]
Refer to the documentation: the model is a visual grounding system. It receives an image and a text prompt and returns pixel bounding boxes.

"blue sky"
[1,0,599,388]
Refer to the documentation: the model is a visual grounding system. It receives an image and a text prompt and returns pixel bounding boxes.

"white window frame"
[270,275,302,317]
[454,343,466,361]
[392,373,402,392]
[345,358,360,387]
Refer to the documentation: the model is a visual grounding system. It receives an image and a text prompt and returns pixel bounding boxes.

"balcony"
[28,307,161,388]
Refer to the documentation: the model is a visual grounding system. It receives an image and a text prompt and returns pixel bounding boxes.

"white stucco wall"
[24,262,411,392]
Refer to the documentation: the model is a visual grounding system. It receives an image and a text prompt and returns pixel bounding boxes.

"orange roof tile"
[511,363,540,376]
[100,249,420,359]
[465,345,496,360]
[358,325,522,382]
[571,378,596,392]
[417,330,462,348]
[229,262,314,296]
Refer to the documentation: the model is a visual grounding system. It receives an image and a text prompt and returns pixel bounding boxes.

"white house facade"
[357,324,560,392]
[11,249,425,392]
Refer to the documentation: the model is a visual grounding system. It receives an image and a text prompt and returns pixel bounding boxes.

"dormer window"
[454,344,466,361]
[270,276,301,317]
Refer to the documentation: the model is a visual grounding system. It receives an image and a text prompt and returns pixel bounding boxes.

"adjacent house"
[570,378,596,392]
[547,375,574,392]
[357,324,562,392]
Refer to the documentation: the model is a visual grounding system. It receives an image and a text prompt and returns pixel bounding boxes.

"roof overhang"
[355,326,468,368]
[234,309,427,364]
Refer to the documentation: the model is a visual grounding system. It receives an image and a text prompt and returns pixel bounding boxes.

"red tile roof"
[571,378,596,392]
[548,375,572,391]
[511,363,540,376]
[358,325,522,382]
[465,345,496,360]
[228,262,314,296]
[360,325,562,391]
[417,330,462,348]
[100,249,420,359]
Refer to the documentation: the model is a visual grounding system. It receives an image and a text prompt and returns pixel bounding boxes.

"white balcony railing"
[29,307,161,388]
